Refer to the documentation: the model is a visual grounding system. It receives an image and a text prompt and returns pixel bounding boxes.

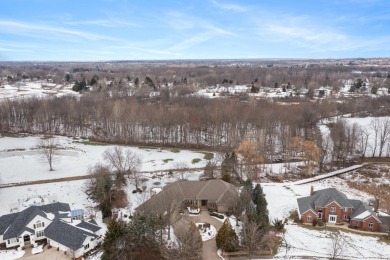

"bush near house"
[209,210,224,219]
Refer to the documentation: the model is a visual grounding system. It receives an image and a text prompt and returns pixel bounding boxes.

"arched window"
[34,220,44,229]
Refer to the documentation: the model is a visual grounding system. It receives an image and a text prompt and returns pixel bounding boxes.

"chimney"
[374,197,379,213]
[310,185,314,196]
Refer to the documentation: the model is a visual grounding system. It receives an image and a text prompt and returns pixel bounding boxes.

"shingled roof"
[45,220,98,250]
[76,221,101,233]
[297,188,380,223]
[1,202,71,240]
[135,179,238,213]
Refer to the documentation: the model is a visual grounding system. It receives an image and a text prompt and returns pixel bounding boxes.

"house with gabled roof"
[0,202,101,258]
[135,179,239,217]
[297,187,381,231]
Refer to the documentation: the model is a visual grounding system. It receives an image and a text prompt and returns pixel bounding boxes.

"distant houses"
[297,187,381,231]
[0,202,101,258]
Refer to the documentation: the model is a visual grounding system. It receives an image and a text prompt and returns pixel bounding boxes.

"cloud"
[64,19,139,28]
[0,19,119,41]
[210,0,246,12]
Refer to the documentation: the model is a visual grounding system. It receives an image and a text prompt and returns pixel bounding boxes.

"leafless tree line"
[1,95,390,165]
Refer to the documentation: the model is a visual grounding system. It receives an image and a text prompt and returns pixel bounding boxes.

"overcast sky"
[1,0,390,61]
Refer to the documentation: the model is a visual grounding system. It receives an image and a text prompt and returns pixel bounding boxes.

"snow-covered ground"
[0,81,78,100]
[0,135,212,184]
[0,249,25,260]
[262,177,389,259]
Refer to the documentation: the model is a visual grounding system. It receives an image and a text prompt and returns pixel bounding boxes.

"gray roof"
[297,188,379,222]
[3,207,46,239]
[312,188,353,208]
[349,199,381,222]
[135,180,239,213]
[1,202,71,239]
[76,221,101,233]
[88,219,98,225]
[0,212,19,234]
[45,220,98,250]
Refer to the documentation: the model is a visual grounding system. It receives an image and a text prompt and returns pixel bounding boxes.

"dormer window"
[331,206,336,212]
[34,220,45,229]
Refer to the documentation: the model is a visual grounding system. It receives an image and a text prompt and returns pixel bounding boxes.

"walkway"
[322,223,388,236]
[172,210,223,260]
[291,164,364,185]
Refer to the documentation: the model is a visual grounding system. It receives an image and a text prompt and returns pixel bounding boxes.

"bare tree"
[329,231,345,260]
[240,220,263,258]
[370,119,381,157]
[37,136,59,171]
[161,190,181,240]
[173,221,203,259]
[173,161,189,180]
[378,118,390,157]
[103,147,142,189]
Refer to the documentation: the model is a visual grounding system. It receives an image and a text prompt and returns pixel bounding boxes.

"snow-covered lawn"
[276,224,390,259]
[0,249,25,260]
[262,177,388,259]
[0,135,212,184]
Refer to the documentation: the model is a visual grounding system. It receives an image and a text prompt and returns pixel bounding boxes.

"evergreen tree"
[252,184,269,228]
[216,219,238,252]
[102,220,127,260]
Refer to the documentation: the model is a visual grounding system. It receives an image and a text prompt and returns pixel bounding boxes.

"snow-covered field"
[262,178,390,259]
[0,81,78,100]
[0,135,212,184]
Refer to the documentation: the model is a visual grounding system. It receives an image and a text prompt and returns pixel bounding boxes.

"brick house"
[297,187,381,231]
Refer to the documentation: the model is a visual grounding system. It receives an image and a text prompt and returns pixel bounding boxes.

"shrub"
[272,218,285,231]
[102,203,112,218]
[312,218,318,227]
[209,210,224,219]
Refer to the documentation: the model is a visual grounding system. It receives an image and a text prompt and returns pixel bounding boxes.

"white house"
[0,202,101,258]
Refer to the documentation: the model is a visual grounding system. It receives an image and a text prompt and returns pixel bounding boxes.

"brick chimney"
[310,185,314,196]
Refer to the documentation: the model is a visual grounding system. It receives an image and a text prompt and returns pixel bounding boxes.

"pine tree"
[252,184,269,228]
[216,219,238,252]
[102,220,127,260]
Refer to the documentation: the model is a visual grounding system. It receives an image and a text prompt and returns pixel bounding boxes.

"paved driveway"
[22,246,70,260]
[173,210,223,260]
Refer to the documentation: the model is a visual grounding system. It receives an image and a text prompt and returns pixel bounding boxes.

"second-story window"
[331,206,336,212]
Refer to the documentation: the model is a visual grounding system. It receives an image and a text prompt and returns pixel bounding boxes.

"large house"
[136,179,239,217]
[0,202,101,258]
[297,187,382,231]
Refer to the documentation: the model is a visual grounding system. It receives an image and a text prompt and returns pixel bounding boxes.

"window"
[342,215,347,220]
[344,207,348,212]
[8,238,17,244]
[307,215,312,221]
[36,230,44,238]
[331,206,336,212]
[34,221,44,229]
[84,243,90,250]
[368,222,374,229]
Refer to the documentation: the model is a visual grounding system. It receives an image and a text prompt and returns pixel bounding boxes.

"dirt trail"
[0,167,206,189]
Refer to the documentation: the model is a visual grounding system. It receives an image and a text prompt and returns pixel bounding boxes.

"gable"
[26,215,51,230]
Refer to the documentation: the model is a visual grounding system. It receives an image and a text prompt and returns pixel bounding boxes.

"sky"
[1,0,390,61]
